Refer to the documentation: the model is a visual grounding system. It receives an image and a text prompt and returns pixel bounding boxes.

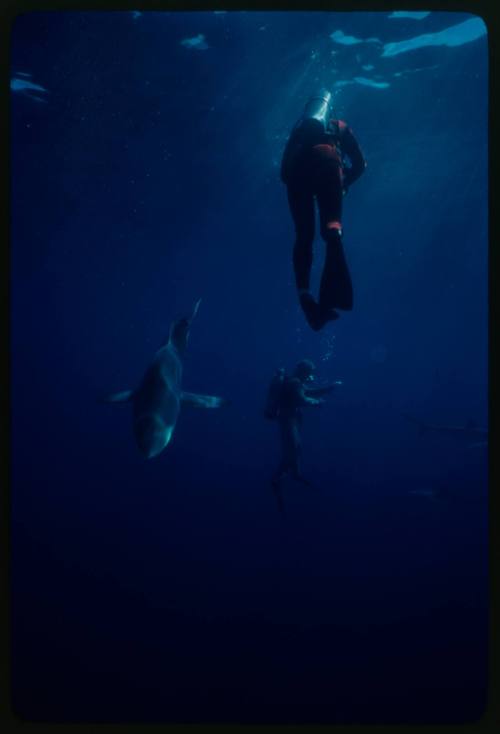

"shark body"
[104,300,228,458]
[402,413,487,446]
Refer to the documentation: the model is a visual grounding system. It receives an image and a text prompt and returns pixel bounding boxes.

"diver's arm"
[340,122,367,188]
[292,381,324,407]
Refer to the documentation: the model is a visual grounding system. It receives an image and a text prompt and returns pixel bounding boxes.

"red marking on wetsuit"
[311,143,342,166]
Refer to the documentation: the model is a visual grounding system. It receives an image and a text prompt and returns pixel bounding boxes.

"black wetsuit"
[273,377,333,484]
[281,118,366,313]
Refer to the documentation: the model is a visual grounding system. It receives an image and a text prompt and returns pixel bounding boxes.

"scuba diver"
[281,89,367,331]
[264,360,338,513]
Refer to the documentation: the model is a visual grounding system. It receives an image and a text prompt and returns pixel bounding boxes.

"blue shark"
[403,413,487,447]
[103,300,229,458]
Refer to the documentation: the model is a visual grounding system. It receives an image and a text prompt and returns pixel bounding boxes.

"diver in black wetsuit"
[281,89,367,331]
[265,360,336,513]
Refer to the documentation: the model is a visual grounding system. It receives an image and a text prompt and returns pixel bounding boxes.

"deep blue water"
[10,10,488,724]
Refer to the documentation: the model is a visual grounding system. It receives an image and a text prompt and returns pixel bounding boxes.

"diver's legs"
[272,427,290,514]
[287,184,322,330]
[271,422,291,511]
[287,184,315,291]
[287,420,311,485]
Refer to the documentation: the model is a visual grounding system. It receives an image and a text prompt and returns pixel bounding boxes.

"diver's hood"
[294,359,316,381]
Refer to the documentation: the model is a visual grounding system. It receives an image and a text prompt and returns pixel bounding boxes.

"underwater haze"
[10,10,488,724]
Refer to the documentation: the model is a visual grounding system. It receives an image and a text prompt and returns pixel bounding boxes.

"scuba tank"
[303,89,333,131]
[282,89,338,183]
[294,89,333,146]
[264,368,286,420]
[281,89,351,185]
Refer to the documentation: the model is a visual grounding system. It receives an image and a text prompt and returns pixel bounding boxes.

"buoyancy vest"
[264,369,286,420]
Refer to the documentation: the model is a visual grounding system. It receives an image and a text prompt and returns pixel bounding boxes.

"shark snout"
[134,414,173,459]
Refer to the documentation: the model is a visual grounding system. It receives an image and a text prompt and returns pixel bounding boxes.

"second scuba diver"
[281,89,367,331]
[264,360,338,513]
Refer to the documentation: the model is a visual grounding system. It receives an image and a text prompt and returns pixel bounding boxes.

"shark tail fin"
[181,391,230,409]
[100,389,134,403]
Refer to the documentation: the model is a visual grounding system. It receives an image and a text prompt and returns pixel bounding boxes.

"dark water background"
[10,10,488,724]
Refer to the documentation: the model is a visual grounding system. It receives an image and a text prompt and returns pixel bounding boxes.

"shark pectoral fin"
[101,389,134,403]
[181,392,230,409]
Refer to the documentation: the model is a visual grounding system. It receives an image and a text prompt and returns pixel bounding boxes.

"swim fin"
[315,305,340,329]
[320,237,353,311]
[299,292,323,331]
